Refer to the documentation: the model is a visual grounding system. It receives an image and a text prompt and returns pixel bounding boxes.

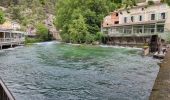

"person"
[162,48,167,54]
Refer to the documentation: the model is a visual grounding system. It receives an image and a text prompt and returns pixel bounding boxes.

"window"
[131,16,134,22]
[161,13,166,19]
[139,15,142,21]
[157,24,164,33]
[116,13,119,16]
[114,21,119,24]
[142,8,144,11]
[151,14,155,20]
[124,17,127,23]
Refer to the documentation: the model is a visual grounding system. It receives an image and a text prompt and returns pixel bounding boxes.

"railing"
[0,78,15,100]
[0,38,25,43]
[108,27,167,36]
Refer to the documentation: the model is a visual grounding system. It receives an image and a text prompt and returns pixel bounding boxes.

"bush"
[95,32,104,42]
[11,6,23,21]
[160,0,170,5]
[61,33,70,43]
[36,23,52,41]
[25,37,40,44]
[0,10,5,24]
[148,0,154,5]
[85,33,95,44]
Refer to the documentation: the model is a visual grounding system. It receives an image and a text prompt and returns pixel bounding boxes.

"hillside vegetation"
[0,0,57,30]
[55,0,122,44]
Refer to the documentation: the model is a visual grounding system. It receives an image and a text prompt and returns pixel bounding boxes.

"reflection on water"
[0,42,159,100]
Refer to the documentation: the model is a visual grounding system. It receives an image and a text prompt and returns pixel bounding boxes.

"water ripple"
[0,43,159,100]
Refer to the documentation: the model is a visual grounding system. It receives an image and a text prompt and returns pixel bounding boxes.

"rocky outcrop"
[44,14,61,40]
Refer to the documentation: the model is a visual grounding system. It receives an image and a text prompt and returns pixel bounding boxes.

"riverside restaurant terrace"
[0,30,25,49]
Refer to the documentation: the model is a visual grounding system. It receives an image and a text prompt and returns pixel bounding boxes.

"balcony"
[0,30,25,49]
[0,38,25,43]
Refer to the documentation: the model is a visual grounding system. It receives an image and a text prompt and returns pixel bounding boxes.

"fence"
[0,38,25,43]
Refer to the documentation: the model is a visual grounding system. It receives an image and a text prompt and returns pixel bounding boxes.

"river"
[0,42,159,100]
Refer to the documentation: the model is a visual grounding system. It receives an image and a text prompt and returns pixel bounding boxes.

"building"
[102,0,170,51]
[102,12,119,28]
[0,30,25,49]
[0,21,25,49]
[0,21,21,31]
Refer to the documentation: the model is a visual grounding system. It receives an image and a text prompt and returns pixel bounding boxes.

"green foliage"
[148,0,154,5]
[161,0,170,6]
[68,14,88,43]
[55,0,120,44]
[1,0,57,30]
[122,0,137,8]
[95,32,104,42]
[85,33,96,44]
[0,10,5,24]
[25,37,40,44]
[61,33,70,43]
[167,1,170,6]
[36,23,51,41]
[11,6,23,21]
[39,0,46,5]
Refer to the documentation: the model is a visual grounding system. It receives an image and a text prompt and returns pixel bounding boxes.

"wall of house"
[102,13,119,27]
[165,6,170,31]
[119,3,170,29]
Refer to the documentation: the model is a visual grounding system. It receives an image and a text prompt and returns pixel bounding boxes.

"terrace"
[0,30,25,49]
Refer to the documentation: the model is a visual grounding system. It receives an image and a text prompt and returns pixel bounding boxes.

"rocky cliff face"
[45,14,61,40]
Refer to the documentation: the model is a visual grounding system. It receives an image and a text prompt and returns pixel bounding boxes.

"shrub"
[148,0,155,5]
[61,33,70,43]
[85,33,95,44]
[25,37,40,44]
[0,10,5,24]
[95,32,104,42]
[36,23,52,41]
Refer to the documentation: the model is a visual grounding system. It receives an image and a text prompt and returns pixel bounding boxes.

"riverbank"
[150,46,170,100]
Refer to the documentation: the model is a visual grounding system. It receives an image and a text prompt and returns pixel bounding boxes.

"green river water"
[0,42,159,100]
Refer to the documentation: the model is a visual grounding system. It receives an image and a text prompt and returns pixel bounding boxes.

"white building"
[102,0,170,41]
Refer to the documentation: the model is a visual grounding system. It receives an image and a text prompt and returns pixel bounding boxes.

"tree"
[0,10,5,24]
[36,23,51,41]
[68,13,89,43]
[161,0,170,6]
[55,0,119,43]
[39,0,46,5]
[11,6,23,21]
[122,0,137,8]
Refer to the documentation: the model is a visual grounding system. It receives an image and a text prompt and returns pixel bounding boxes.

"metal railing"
[0,78,15,100]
